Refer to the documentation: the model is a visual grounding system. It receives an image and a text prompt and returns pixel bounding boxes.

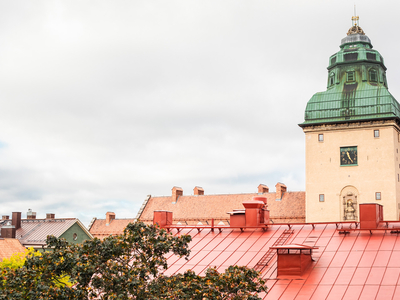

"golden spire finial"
[352,5,359,26]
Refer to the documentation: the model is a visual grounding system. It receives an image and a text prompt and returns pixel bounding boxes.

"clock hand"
[346,152,353,163]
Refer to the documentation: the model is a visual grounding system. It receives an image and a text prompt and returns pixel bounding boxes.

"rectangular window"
[318,134,324,142]
[344,53,358,62]
[376,192,381,200]
[347,71,355,82]
[319,194,325,202]
[374,130,380,138]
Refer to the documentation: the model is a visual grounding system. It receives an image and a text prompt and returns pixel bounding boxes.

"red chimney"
[106,212,116,226]
[258,184,269,193]
[275,183,287,200]
[12,212,21,230]
[359,203,383,229]
[194,186,204,196]
[172,186,183,202]
[153,210,172,227]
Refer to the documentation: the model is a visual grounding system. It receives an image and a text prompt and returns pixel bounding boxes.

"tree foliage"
[0,221,267,299]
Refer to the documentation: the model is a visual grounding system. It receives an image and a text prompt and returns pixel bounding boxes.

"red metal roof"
[164,223,400,299]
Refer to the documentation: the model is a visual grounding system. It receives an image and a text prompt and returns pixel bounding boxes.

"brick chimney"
[106,212,116,226]
[1,221,16,238]
[172,186,183,202]
[46,213,55,219]
[194,186,204,196]
[275,183,287,200]
[27,209,36,219]
[12,212,21,230]
[258,184,269,194]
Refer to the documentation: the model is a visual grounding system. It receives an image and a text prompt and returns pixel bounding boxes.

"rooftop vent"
[271,244,318,277]
[359,203,383,229]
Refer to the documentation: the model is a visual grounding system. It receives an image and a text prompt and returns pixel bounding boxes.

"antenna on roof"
[351,5,359,26]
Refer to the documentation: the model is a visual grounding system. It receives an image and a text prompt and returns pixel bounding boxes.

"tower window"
[369,69,378,82]
[330,57,336,65]
[375,192,381,200]
[318,134,324,142]
[319,194,325,202]
[344,53,358,61]
[367,52,376,61]
[347,71,355,82]
[374,130,379,138]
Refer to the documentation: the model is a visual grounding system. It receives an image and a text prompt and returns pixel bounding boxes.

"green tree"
[0,221,266,299]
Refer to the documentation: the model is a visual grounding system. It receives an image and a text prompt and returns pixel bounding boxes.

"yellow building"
[299,19,400,222]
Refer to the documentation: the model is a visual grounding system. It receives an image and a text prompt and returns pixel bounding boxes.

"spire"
[347,8,365,35]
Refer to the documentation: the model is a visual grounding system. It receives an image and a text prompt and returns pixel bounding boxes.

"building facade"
[300,21,400,222]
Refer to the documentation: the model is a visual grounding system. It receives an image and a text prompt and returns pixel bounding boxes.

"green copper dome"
[300,24,400,126]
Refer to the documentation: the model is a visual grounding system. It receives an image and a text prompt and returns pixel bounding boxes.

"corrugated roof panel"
[359,251,378,268]
[309,284,332,300]
[366,267,386,285]
[350,267,370,285]
[373,250,391,267]
[359,285,380,300]
[342,285,364,300]
[381,268,400,285]
[375,286,396,300]
[326,285,347,300]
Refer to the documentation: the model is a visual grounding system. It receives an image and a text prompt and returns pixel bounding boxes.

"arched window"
[328,72,335,87]
[369,69,377,82]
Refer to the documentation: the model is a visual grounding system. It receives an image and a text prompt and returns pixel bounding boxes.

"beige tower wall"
[304,120,400,223]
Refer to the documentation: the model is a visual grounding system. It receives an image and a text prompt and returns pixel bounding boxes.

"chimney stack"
[258,184,269,194]
[275,183,287,200]
[27,209,37,219]
[106,212,116,226]
[46,213,55,219]
[172,186,183,202]
[194,186,204,196]
[1,221,16,238]
[12,212,21,230]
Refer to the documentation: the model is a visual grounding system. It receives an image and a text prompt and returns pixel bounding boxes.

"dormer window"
[369,69,377,82]
[347,71,355,82]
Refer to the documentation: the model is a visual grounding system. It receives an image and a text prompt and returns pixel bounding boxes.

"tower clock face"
[340,146,358,166]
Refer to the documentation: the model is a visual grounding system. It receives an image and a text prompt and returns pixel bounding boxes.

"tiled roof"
[89,218,136,240]
[0,238,26,261]
[0,218,92,246]
[139,191,305,224]
[164,223,400,299]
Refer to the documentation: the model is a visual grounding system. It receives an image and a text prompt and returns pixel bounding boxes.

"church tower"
[299,17,400,222]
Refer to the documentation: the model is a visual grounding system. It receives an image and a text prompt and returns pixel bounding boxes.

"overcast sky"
[1,1,400,226]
